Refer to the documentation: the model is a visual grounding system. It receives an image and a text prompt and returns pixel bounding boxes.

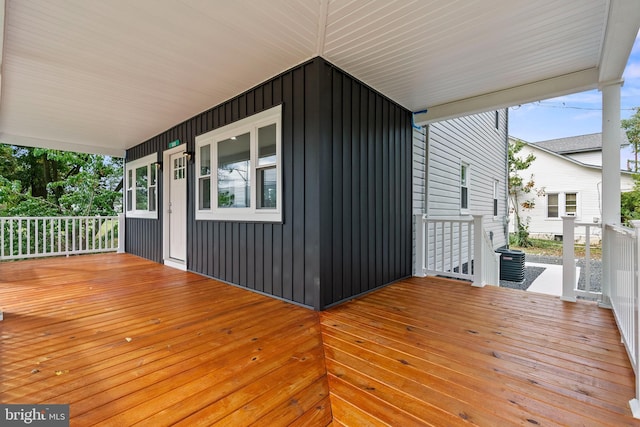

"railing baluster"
[10,220,14,257]
[449,222,454,273]
[18,219,23,256]
[26,219,31,255]
[56,218,60,254]
[34,218,39,255]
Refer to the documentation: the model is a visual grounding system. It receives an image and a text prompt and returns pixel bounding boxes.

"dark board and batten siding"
[125,57,413,310]
[321,62,412,308]
[125,142,163,263]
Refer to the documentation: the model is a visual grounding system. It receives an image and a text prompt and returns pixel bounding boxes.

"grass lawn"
[509,237,602,260]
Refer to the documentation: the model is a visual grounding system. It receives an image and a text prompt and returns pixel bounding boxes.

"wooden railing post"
[472,215,484,287]
[117,213,126,254]
[561,216,577,302]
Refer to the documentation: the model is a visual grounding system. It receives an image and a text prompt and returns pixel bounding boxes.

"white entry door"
[169,152,187,261]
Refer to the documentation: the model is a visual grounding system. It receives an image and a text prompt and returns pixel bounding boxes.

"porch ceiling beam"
[598,0,640,83]
[413,68,599,126]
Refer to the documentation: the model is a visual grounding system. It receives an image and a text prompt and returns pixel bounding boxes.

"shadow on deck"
[0,254,635,425]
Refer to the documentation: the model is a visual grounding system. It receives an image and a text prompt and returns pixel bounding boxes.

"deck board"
[1,254,638,425]
[0,254,331,426]
[321,276,638,426]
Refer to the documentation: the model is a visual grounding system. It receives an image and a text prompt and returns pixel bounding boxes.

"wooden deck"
[1,254,637,426]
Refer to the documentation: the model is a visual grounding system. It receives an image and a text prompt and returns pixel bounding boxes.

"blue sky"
[509,32,640,143]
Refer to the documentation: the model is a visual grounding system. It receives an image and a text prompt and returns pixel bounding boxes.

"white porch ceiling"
[0,0,638,157]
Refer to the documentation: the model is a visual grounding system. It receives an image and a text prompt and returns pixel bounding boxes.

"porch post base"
[560,296,577,303]
[471,281,485,288]
[629,398,640,419]
[598,301,612,309]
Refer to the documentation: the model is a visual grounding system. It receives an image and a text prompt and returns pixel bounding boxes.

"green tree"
[621,172,640,224]
[0,144,123,217]
[622,107,640,172]
[508,138,543,247]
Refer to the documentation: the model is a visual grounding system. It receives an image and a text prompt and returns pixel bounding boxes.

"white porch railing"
[563,216,640,417]
[0,214,125,261]
[601,221,640,417]
[414,214,500,287]
[561,216,603,302]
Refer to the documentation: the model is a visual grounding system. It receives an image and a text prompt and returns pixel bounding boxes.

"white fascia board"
[598,0,640,83]
[414,68,599,126]
[0,132,125,157]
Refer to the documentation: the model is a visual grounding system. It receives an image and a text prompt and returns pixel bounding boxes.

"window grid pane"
[199,177,211,210]
[258,124,277,166]
[135,166,148,210]
[565,193,577,213]
[218,133,250,208]
[257,166,277,209]
[548,194,559,218]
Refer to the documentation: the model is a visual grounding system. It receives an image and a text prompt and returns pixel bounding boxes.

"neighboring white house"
[509,135,635,242]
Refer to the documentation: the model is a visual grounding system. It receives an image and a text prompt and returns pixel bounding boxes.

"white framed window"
[125,153,158,219]
[195,105,282,222]
[565,192,577,216]
[460,162,470,212]
[547,192,578,218]
[493,179,499,217]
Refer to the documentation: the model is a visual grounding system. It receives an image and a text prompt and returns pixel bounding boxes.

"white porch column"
[471,215,484,287]
[414,214,426,277]
[600,80,623,308]
[561,216,576,302]
[117,213,126,254]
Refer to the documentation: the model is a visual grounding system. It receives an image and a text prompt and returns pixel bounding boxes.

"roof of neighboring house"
[508,136,634,175]
[528,131,629,154]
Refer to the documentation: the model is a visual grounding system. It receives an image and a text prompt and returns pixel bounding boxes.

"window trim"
[460,161,470,213]
[195,105,282,222]
[564,192,577,216]
[547,193,559,218]
[493,179,499,217]
[125,153,158,219]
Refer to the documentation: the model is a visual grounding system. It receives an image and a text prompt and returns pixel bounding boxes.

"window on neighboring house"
[547,193,559,218]
[196,104,282,222]
[493,180,499,216]
[460,162,469,211]
[547,192,578,218]
[125,153,158,219]
[565,192,577,216]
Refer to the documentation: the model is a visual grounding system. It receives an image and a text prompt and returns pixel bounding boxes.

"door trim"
[162,145,188,271]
